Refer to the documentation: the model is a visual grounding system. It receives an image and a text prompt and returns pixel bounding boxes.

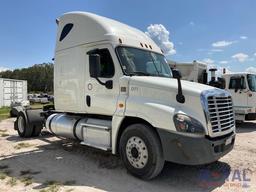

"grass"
[0,132,9,137]
[0,133,9,137]
[14,142,34,150]
[0,129,9,137]
[65,189,74,192]
[0,107,10,122]
[30,102,54,109]
[40,180,62,192]
[6,177,17,186]
[0,171,8,180]
[39,179,75,192]
[20,176,33,186]
[0,166,12,180]
[0,166,35,187]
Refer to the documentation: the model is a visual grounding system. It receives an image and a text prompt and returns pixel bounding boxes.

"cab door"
[85,44,121,116]
[227,75,248,109]
[247,74,256,111]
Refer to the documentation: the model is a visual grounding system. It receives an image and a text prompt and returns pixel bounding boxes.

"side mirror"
[172,69,182,79]
[172,69,185,103]
[105,80,113,89]
[89,54,101,78]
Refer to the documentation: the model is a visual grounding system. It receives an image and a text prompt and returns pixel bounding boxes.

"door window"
[90,49,115,78]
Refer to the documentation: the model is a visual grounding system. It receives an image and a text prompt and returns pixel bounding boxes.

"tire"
[32,126,42,137]
[10,110,15,117]
[119,123,164,180]
[17,112,33,138]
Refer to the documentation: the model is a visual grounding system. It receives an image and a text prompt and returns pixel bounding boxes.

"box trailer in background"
[169,60,208,84]
[0,78,27,107]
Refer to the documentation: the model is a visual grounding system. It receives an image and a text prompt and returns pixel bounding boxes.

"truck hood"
[129,76,215,97]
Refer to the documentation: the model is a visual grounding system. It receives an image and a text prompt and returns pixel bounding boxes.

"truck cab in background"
[170,61,256,122]
[14,12,236,180]
[222,73,256,122]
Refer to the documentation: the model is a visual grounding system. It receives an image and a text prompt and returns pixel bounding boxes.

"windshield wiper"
[128,71,151,76]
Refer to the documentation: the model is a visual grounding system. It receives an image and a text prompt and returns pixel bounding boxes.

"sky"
[0,0,256,73]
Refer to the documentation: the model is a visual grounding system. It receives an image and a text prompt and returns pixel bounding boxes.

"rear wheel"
[17,112,33,138]
[10,109,15,117]
[32,126,42,137]
[119,124,164,180]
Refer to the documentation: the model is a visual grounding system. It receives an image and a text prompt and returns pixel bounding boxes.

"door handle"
[86,95,91,107]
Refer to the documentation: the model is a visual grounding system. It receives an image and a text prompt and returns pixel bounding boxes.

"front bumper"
[157,129,235,165]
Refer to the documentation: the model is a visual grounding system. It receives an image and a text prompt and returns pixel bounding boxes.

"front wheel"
[119,124,164,180]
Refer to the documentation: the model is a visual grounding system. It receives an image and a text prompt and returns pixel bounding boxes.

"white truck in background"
[14,12,235,179]
[169,61,256,122]
[169,60,208,84]
[222,73,256,122]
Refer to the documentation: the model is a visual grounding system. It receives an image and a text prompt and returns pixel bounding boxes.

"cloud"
[219,60,229,64]
[212,40,234,48]
[197,48,207,52]
[211,49,223,52]
[246,67,256,73]
[202,58,215,64]
[231,53,249,62]
[240,36,248,40]
[145,24,176,55]
[189,21,195,26]
[254,52,256,56]
[0,67,9,72]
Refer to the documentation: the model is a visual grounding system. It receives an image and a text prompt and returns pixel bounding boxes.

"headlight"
[173,114,205,135]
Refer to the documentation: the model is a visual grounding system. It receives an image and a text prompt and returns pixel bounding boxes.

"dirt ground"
[0,118,255,192]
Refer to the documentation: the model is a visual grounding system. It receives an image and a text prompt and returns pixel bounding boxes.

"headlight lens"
[173,114,205,135]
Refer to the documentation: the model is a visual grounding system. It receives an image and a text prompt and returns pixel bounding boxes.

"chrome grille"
[207,96,235,134]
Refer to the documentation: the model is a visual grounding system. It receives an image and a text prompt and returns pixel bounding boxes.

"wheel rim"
[18,116,25,133]
[126,136,148,169]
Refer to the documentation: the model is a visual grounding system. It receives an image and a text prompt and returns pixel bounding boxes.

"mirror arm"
[95,78,113,89]
[95,77,106,86]
[176,78,185,104]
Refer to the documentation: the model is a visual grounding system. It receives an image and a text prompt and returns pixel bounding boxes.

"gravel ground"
[0,118,255,192]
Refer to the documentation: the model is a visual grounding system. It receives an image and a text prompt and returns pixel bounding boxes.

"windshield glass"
[117,47,172,77]
[247,74,256,92]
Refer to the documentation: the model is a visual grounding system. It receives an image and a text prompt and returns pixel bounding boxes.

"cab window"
[229,76,246,89]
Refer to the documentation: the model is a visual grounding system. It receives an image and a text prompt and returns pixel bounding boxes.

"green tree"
[0,63,53,93]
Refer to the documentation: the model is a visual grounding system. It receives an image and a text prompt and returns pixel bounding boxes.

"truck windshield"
[117,47,172,77]
[247,74,256,92]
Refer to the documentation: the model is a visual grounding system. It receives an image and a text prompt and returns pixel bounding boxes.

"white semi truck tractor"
[14,12,236,179]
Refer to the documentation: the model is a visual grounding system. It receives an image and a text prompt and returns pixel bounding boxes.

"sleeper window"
[59,23,73,41]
